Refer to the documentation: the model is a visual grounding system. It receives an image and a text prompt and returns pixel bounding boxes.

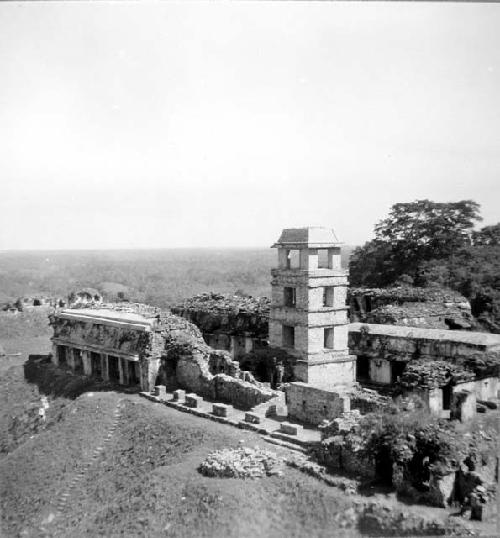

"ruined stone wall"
[158,313,276,409]
[285,382,350,425]
[349,325,500,365]
[172,293,270,359]
[50,306,276,408]
[349,287,472,330]
[172,293,269,337]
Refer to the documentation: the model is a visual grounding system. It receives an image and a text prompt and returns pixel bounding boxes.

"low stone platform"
[139,391,321,450]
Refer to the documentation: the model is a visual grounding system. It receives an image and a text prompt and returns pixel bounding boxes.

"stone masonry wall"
[285,382,350,425]
[349,286,472,329]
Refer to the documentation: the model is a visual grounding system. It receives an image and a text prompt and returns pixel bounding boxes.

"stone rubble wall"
[348,286,472,329]
[49,305,276,408]
[285,382,350,425]
[158,314,276,410]
[172,293,270,338]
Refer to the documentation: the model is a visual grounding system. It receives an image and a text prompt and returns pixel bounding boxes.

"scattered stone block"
[185,393,203,408]
[173,389,186,402]
[275,405,288,418]
[154,385,167,399]
[245,412,261,424]
[478,399,497,410]
[280,422,303,436]
[212,403,229,417]
[265,404,277,417]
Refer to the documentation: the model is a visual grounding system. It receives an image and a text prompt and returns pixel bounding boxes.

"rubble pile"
[350,286,470,305]
[198,446,283,478]
[365,303,472,330]
[319,410,363,437]
[349,386,392,413]
[175,293,270,316]
[462,351,500,378]
[172,293,270,338]
[398,360,475,389]
[349,286,472,329]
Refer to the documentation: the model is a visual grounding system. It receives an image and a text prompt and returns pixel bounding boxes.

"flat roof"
[57,308,155,330]
[349,323,500,348]
[272,227,342,248]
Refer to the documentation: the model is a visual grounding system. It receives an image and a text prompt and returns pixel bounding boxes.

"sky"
[0,1,499,250]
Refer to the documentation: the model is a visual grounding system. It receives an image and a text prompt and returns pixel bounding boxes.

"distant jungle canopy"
[349,200,500,333]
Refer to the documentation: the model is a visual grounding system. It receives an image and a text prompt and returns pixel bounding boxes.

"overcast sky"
[0,2,499,250]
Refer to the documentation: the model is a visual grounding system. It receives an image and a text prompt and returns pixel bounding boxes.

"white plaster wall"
[307,360,355,387]
[428,388,443,416]
[369,358,391,384]
[333,324,349,351]
[475,377,499,400]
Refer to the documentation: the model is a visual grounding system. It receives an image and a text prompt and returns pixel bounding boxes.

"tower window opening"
[284,287,296,307]
[282,325,295,348]
[318,249,329,268]
[324,327,334,349]
[323,287,334,307]
[287,250,300,269]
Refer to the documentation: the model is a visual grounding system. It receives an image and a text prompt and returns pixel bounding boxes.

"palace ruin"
[41,226,499,517]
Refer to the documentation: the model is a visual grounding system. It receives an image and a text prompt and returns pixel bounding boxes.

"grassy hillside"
[0,307,489,537]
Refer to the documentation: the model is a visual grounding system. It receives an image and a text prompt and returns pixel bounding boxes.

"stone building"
[171,293,270,360]
[49,304,274,409]
[269,227,355,386]
[349,323,500,419]
[50,306,160,391]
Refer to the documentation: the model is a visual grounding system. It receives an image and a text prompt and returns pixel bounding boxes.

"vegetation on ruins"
[350,200,500,332]
[316,400,497,509]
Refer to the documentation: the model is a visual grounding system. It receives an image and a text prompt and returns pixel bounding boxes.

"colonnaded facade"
[50,307,161,391]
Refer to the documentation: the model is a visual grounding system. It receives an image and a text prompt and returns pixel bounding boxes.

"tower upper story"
[271,227,344,273]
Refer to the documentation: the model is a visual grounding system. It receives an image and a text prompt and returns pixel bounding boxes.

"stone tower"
[270,227,355,387]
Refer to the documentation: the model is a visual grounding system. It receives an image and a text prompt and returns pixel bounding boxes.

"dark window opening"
[282,325,295,348]
[284,287,296,307]
[73,349,83,374]
[108,355,120,382]
[323,287,334,307]
[391,361,406,383]
[57,346,67,366]
[365,296,373,312]
[91,352,102,378]
[129,361,140,386]
[442,385,452,411]
[324,327,334,349]
[356,356,370,381]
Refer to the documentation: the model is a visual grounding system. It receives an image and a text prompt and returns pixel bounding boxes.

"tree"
[473,223,500,246]
[349,240,394,287]
[375,199,481,263]
[350,199,482,286]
